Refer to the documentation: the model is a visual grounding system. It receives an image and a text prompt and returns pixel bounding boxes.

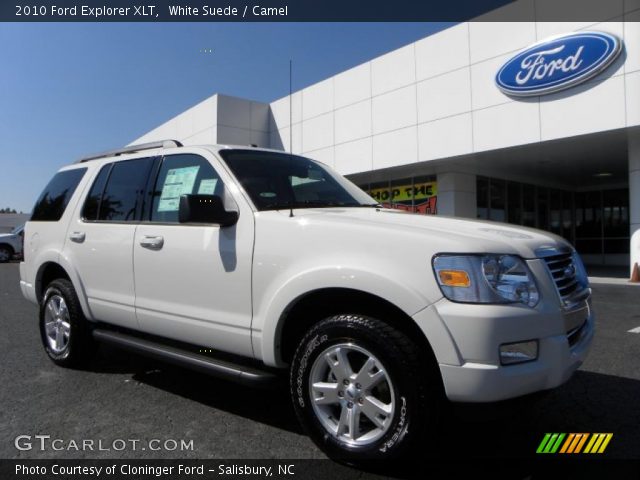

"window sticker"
[158,166,200,212]
[197,178,218,195]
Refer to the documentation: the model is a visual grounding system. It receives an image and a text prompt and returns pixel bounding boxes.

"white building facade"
[133,13,640,274]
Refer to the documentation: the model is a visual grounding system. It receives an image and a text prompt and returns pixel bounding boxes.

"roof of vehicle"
[75,140,289,164]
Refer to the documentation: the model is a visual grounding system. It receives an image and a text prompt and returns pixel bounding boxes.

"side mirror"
[178,194,238,227]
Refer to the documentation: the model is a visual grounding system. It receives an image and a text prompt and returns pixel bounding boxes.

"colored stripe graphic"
[584,434,598,453]
[584,433,614,453]
[559,433,575,453]
[536,433,565,453]
[544,433,559,453]
[538,433,613,454]
[574,433,589,453]
[567,433,583,453]
[550,433,565,453]
[598,433,613,453]
[536,433,552,453]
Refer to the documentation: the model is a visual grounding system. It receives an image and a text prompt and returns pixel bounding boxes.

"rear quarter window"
[31,168,87,221]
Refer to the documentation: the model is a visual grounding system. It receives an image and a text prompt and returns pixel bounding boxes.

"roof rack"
[76,139,183,163]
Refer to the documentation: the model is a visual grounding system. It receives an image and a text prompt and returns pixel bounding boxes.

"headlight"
[433,254,539,307]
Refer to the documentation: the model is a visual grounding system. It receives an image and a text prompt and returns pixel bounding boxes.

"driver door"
[133,152,254,357]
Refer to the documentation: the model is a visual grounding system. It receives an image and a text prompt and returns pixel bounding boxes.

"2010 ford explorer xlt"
[20,140,594,461]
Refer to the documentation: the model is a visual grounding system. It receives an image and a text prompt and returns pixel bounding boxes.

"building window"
[603,189,629,238]
[359,176,437,215]
[476,176,489,220]
[412,175,438,214]
[537,187,549,231]
[478,176,630,261]
[522,183,536,227]
[549,189,563,235]
[367,181,391,204]
[507,181,522,225]
[390,177,414,209]
[488,178,506,222]
[562,191,573,240]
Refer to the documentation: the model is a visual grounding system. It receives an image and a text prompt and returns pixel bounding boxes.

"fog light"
[499,340,538,365]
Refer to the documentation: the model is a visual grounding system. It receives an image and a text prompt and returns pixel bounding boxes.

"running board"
[92,329,278,387]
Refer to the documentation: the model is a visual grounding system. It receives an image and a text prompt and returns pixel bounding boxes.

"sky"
[0,22,452,213]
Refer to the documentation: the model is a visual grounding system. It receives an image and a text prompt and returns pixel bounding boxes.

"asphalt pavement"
[1,262,638,466]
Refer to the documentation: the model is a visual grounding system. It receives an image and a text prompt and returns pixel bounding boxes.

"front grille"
[543,253,590,307]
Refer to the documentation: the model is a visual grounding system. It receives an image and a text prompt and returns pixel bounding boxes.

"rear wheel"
[290,314,441,462]
[40,279,94,367]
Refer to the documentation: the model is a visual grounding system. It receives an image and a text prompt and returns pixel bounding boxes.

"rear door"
[133,152,255,357]
[63,157,155,329]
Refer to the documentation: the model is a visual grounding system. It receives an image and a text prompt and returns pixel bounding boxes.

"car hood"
[0,233,16,240]
[275,207,571,259]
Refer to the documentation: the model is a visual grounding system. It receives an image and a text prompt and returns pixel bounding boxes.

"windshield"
[219,150,378,211]
[11,224,24,235]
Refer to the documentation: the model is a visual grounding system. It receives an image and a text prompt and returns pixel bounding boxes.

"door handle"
[69,231,86,243]
[139,235,164,250]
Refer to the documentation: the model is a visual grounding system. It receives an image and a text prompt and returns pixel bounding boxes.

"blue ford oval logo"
[496,31,622,97]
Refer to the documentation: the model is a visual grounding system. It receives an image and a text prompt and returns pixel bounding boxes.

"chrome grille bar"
[541,252,590,308]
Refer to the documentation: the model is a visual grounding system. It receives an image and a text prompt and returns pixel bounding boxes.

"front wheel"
[290,314,441,462]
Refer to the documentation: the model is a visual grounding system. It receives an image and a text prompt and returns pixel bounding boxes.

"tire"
[290,314,440,462]
[0,245,12,263]
[39,279,94,368]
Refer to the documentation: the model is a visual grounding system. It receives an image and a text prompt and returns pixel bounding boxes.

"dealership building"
[133,11,640,275]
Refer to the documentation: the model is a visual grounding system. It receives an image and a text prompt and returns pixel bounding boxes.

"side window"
[97,158,154,222]
[81,164,111,221]
[150,154,222,223]
[31,168,87,221]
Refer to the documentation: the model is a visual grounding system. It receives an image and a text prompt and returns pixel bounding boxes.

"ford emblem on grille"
[496,31,622,97]
[563,264,576,279]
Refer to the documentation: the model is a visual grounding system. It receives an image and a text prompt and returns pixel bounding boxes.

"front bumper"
[413,296,594,403]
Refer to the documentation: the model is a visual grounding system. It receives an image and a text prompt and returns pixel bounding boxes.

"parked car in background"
[0,224,24,262]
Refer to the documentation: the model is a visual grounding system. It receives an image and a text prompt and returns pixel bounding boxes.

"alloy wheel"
[308,343,396,446]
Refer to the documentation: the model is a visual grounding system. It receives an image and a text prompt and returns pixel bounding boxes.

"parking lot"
[1,261,639,465]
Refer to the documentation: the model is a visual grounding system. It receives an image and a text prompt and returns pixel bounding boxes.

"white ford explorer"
[20,140,594,461]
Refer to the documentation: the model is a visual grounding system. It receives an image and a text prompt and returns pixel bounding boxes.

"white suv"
[20,140,594,461]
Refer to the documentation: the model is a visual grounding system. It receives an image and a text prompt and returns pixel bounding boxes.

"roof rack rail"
[76,139,183,163]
